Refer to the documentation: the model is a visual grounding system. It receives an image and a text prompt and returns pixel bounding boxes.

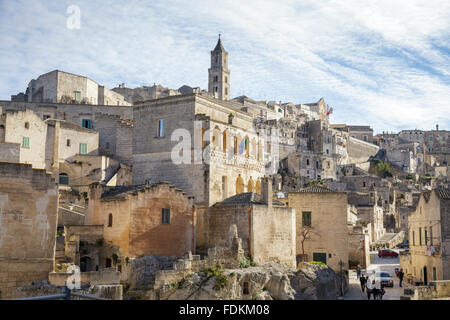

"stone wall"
[0,163,57,299]
[0,143,20,163]
[348,137,379,164]
[48,270,120,286]
[251,205,296,267]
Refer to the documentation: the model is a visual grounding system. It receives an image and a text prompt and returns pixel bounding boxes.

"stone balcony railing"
[209,148,265,171]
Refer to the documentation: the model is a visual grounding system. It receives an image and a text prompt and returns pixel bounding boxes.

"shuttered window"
[79,143,87,155]
[22,137,30,148]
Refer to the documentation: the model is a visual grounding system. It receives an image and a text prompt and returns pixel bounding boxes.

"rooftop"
[217,192,285,207]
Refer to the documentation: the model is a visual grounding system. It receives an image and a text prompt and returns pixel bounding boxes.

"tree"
[299,227,317,257]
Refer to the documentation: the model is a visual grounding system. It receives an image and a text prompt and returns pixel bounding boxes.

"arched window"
[234,137,238,154]
[248,178,254,193]
[59,173,69,185]
[222,131,227,152]
[244,136,249,157]
[256,179,261,194]
[236,175,244,195]
[108,213,113,227]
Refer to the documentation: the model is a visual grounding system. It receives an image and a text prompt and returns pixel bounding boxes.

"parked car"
[374,271,394,287]
[378,249,399,258]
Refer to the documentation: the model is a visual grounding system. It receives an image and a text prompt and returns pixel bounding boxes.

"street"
[344,250,408,300]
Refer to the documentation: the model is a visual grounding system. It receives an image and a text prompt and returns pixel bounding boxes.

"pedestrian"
[399,268,404,287]
[356,266,361,279]
[359,274,367,292]
[366,278,375,300]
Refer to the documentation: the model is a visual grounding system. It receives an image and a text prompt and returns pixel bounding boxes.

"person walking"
[366,277,374,300]
[399,269,405,287]
[359,274,367,292]
[356,266,361,279]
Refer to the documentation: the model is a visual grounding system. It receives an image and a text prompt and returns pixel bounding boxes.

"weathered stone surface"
[125,262,337,300]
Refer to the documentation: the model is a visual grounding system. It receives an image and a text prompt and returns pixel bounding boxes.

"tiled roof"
[219,192,285,207]
[298,185,334,193]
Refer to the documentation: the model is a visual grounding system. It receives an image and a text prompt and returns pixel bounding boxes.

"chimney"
[261,176,273,207]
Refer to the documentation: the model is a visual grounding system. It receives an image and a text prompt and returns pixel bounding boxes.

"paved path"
[345,250,411,300]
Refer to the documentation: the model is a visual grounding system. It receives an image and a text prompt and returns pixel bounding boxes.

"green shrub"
[203,264,229,291]
[239,256,257,268]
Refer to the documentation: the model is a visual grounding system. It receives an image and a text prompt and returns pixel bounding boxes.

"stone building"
[346,125,374,144]
[0,163,57,299]
[403,189,450,284]
[0,100,133,163]
[85,182,196,261]
[201,178,296,267]
[132,92,266,205]
[13,70,130,106]
[0,109,100,174]
[286,186,349,272]
[112,83,181,104]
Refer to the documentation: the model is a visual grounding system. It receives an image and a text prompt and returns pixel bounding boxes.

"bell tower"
[208,34,230,100]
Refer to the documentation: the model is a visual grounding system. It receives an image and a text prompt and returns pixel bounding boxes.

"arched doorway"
[248,178,254,193]
[236,175,244,195]
[59,173,69,185]
[256,179,261,194]
[80,256,92,272]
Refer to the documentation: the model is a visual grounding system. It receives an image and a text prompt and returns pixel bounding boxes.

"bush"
[203,264,229,291]
[239,256,257,268]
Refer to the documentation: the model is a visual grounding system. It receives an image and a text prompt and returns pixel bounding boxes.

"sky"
[0,0,449,134]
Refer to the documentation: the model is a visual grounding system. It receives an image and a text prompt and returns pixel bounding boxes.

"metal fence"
[11,286,110,300]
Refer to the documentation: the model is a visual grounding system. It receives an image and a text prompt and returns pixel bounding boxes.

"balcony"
[210,148,264,171]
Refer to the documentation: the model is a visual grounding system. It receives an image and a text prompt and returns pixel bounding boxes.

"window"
[79,143,87,155]
[225,77,228,84]
[363,135,368,142]
[82,119,92,129]
[43,115,51,120]
[225,88,228,95]
[412,231,415,246]
[306,159,310,166]
[433,267,436,281]
[157,119,165,138]
[106,142,110,149]
[22,137,30,148]
[162,208,170,224]
[302,211,311,227]
[419,228,422,246]
[108,214,113,227]
[59,173,69,185]
[214,86,218,92]
[24,122,29,129]
[214,75,218,82]
[66,139,71,147]
[425,229,428,244]
[312,252,326,264]
[105,258,112,268]
[74,91,81,101]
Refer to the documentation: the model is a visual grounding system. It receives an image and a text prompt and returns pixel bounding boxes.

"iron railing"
[11,286,109,300]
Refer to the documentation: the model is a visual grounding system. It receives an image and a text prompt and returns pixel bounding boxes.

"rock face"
[125,262,337,300]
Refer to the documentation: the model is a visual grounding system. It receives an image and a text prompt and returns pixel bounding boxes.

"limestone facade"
[0,163,57,299]
[287,186,349,272]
